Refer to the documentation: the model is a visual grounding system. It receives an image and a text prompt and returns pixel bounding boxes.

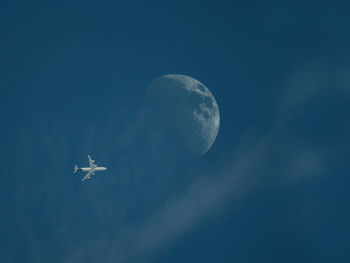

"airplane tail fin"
[73,165,79,173]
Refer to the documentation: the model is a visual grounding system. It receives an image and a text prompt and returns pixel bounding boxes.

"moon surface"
[145,74,220,158]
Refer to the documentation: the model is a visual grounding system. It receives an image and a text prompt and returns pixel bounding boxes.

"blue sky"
[1,1,350,262]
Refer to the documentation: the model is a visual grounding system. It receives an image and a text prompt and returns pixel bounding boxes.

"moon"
[145,74,220,158]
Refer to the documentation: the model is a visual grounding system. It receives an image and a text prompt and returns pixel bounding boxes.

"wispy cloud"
[61,64,338,263]
[6,62,345,263]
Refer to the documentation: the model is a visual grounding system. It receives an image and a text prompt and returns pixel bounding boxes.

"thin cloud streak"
[105,67,329,262]
[64,64,342,263]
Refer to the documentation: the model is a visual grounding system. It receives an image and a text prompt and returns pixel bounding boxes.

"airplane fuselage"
[81,167,107,172]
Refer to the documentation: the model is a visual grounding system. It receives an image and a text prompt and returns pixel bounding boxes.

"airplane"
[73,155,107,181]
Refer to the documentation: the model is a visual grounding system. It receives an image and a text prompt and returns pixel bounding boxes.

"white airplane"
[73,155,107,181]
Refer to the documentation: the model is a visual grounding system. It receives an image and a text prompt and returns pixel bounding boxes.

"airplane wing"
[82,171,93,182]
[88,155,96,169]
